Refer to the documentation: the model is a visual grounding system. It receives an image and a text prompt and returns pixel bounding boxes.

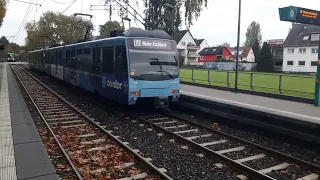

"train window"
[96,47,101,74]
[82,48,91,72]
[59,51,62,65]
[92,48,98,74]
[115,45,128,76]
[66,50,71,67]
[71,50,76,69]
[102,46,114,73]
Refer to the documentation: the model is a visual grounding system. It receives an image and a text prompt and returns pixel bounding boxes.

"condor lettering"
[107,80,122,89]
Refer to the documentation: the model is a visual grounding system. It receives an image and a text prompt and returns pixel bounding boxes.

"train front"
[127,38,180,108]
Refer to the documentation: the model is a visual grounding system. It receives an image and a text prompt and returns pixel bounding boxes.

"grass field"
[180,69,315,99]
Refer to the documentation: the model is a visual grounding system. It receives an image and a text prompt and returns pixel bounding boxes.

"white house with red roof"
[227,47,255,62]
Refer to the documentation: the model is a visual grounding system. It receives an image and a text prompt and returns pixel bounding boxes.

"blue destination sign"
[128,38,172,50]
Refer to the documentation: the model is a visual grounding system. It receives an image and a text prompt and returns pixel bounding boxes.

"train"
[7,53,19,62]
[28,27,180,108]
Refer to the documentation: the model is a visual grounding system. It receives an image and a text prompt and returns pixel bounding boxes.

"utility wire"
[13,0,35,40]
[62,0,77,13]
[51,0,75,4]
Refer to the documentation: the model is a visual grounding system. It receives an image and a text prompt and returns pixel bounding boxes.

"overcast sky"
[0,0,319,47]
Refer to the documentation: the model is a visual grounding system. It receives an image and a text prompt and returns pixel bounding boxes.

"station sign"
[279,6,320,25]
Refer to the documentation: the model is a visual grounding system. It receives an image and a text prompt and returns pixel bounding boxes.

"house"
[267,39,284,71]
[173,30,200,65]
[227,47,255,62]
[198,47,232,62]
[283,24,320,73]
[195,39,210,54]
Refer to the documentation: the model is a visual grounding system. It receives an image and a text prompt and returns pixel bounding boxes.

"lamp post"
[163,3,175,36]
[235,0,242,92]
[122,17,132,28]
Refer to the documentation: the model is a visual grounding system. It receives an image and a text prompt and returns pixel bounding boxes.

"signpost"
[279,6,320,106]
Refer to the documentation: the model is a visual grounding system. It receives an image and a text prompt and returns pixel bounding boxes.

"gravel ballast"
[24,69,239,180]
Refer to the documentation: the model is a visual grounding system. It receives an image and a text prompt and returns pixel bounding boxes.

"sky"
[0,0,319,47]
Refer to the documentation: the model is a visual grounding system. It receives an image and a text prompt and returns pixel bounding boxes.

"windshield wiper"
[150,58,164,80]
[155,70,174,79]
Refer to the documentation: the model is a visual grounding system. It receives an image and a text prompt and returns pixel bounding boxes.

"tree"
[0,36,9,47]
[24,11,92,51]
[0,0,8,27]
[99,20,123,38]
[244,21,262,47]
[252,38,260,62]
[256,41,273,72]
[143,0,207,32]
[216,42,230,47]
[288,22,296,33]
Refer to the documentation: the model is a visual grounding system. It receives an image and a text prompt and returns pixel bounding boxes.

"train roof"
[29,27,174,53]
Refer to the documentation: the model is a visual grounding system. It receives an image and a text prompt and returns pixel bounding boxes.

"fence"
[180,68,315,99]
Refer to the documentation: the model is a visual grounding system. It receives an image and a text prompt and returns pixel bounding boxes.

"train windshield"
[128,39,179,81]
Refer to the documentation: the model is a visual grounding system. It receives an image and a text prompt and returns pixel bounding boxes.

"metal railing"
[180,69,315,99]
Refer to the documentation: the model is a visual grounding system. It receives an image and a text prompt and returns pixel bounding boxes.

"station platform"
[180,84,320,125]
[0,63,58,180]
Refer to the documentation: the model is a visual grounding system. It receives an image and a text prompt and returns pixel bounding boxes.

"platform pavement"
[180,84,320,125]
[0,63,59,180]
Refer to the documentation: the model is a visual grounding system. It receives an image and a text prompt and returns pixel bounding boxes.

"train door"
[90,43,102,93]
[70,48,80,86]
[101,45,117,100]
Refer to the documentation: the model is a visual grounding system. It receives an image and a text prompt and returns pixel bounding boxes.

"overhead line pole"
[234,0,241,92]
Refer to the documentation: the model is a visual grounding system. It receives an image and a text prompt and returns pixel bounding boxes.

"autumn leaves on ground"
[13,66,159,180]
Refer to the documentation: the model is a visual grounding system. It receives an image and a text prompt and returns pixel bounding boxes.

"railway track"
[11,65,172,180]
[127,110,320,180]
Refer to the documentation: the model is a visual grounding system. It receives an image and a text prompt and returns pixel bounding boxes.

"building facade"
[198,47,232,62]
[227,47,255,62]
[267,39,284,72]
[283,24,320,73]
[173,30,200,65]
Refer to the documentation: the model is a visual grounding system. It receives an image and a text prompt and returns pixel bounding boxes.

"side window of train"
[102,46,114,74]
[71,50,76,69]
[66,50,71,68]
[83,48,91,72]
[59,51,62,65]
[115,45,128,76]
[92,47,100,74]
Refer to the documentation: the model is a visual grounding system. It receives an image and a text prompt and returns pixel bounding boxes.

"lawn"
[180,69,315,99]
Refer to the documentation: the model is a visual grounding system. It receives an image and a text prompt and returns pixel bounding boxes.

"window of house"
[181,42,186,46]
[287,61,294,65]
[303,36,309,40]
[103,46,114,73]
[200,56,204,60]
[287,49,294,54]
[311,61,317,66]
[115,45,128,76]
[311,48,319,54]
[226,56,229,60]
[298,61,305,66]
[299,48,306,54]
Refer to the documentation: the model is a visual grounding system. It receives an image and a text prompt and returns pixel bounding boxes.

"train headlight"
[130,91,139,96]
[171,90,179,94]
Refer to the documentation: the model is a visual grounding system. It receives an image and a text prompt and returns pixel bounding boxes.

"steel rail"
[10,65,84,180]
[117,109,275,180]
[16,65,173,180]
[165,111,320,173]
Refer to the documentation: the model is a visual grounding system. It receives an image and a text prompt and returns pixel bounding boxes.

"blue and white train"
[28,28,180,108]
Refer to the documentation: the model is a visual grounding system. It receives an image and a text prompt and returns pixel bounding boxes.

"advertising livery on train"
[28,28,180,107]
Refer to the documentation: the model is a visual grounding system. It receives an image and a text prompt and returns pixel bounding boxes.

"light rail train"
[28,28,180,108]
